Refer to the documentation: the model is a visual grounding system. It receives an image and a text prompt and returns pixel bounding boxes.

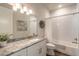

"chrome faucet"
[72,38,79,44]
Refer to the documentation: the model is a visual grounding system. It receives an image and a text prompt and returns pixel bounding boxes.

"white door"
[29,16,37,36]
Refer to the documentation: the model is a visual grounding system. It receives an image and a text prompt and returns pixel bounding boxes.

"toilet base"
[47,49,55,56]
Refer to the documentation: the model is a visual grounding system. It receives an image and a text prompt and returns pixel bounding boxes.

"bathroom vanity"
[0,38,46,56]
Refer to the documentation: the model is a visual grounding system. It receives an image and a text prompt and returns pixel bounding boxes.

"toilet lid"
[47,43,55,47]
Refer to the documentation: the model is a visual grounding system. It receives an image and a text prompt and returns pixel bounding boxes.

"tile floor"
[47,50,69,56]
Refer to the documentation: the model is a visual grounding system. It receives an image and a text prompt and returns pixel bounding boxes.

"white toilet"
[47,43,55,56]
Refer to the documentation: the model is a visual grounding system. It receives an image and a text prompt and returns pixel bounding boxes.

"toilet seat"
[47,43,55,49]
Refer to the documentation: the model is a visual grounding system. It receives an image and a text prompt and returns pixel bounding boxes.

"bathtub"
[54,41,79,56]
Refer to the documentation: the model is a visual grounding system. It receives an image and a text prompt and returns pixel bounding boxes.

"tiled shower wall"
[45,4,79,43]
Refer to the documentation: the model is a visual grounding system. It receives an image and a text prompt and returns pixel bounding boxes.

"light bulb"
[29,9,33,14]
[16,4,21,9]
[13,6,17,11]
[26,11,30,15]
[23,6,28,12]
[20,9,24,14]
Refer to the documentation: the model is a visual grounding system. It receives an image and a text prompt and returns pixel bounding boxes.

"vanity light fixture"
[13,6,17,11]
[16,4,21,10]
[26,11,30,15]
[13,4,21,11]
[26,9,33,15]
[29,9,33,14]
[23,6,28,12]
[12,3,33,15]
[20,8,24,14]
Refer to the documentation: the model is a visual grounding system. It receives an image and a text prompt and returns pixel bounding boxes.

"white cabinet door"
[27,42,40,56]
[27,40,46,56]
[10,48,27,56]
[38,40,47,56]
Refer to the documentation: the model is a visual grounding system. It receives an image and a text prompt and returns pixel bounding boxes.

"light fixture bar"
[12,3,33,15]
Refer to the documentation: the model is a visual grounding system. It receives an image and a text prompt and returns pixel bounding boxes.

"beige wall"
[0,6,13,34]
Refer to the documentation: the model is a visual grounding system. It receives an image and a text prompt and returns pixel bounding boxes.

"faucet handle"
[74,38,77,41]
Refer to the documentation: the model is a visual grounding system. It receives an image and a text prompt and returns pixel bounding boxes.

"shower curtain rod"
[44,11,79,20]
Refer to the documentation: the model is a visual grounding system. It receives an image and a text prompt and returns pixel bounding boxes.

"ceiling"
[24,3,76,11]
[1,3,76,12]
[41,3,76,11]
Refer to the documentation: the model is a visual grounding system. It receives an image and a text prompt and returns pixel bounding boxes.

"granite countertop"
[0,38,44,56]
